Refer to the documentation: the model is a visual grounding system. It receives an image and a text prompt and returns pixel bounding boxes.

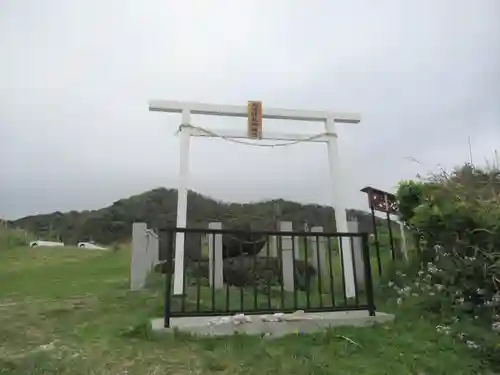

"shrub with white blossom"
[395,164,500,367]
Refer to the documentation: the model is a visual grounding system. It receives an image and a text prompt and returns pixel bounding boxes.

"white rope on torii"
[149,99,361,298]
[174,123,334,147]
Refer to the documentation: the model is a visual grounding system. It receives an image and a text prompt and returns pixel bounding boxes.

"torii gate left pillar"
[149,100,361,298]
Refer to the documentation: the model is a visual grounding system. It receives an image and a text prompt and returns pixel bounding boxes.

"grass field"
[0,244,493,375]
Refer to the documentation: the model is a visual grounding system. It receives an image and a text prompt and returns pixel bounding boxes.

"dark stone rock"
[153,260,168,274]
[222,235,266,258]
[158,232,202,261]
[221,225,267,258]
[187,256,316,291]
[184,232,202,260]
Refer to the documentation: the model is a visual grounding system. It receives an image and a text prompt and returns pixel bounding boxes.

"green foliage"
[382,260,500,371]
[396,163,500,366]
[11,188,395,245]
[0,227,31,249]
[120,321,156,341]
[396,179,426,223]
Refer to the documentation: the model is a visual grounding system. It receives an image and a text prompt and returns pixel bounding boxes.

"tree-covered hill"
[10,188,388,245]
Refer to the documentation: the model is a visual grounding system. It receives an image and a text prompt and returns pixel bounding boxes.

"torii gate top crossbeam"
[149,100,361,124]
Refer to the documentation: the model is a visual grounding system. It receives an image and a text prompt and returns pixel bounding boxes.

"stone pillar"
[279,221,295,292]
[309,226,328,279]
[146,230,159,269]
[270,235,278,257]
[200,234,208,260]
[208,222,224,289]
[258,235,278,257]
[347,220,365,288]
[294,236,301,259]
[131,222,147,290]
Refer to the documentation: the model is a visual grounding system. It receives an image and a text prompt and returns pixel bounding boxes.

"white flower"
[411,293,419,297]
[492,322,500,333]
[430,268,438,274]
[396,298,402,305]
[417,270,425,277]
[436,325,451,335]
[476,288,485,295]
[39,342,55,351]
[435,284,445,291]
[429,292,435,296]
[397,286,412,296]
[457,332,466,340]
[456,297,464,304]
[466,340,479,349]
[388,281,395,288]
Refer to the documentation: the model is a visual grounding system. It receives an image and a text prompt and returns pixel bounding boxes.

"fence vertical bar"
[162,228,174,328]
[240,240,244,312]
[266,237,272,310]
[196,241,201,313]
[338,235,348,306]
[303,235,311,310]
[350,235,360,307]
[291,234,298,310]
[253,238,258,310]
[315,234,323,308]
[326,236,336,308]
[225,267,231,313]
[211,229,216,312]
[278,235,285,310]
[386,211,396,261]
[181,231,186,313]
[361,232,376,316]
[370,204,383,276]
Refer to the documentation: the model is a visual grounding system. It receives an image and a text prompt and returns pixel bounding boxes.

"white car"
[29,240,65,248]
[77,242,107,250]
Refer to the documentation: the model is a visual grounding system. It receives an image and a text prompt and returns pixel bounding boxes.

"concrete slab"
[151,310,394,338]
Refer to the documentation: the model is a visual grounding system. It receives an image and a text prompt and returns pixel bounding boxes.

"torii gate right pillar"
[326,115,356,298]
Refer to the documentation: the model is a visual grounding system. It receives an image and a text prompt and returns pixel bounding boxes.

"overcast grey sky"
[1,0,499,219]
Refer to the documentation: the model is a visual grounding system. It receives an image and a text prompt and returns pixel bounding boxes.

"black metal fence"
[159,227,375,328]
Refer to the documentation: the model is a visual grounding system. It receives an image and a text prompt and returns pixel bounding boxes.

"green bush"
[396,164,500,366]
[0,227,31,249]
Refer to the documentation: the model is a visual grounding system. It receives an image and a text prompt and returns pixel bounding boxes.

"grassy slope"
[0,246,492,375]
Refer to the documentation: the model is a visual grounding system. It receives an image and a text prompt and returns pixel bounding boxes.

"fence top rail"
[158,226,368,238]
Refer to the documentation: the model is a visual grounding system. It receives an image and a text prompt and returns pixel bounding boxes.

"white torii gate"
[148,100,361,298]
